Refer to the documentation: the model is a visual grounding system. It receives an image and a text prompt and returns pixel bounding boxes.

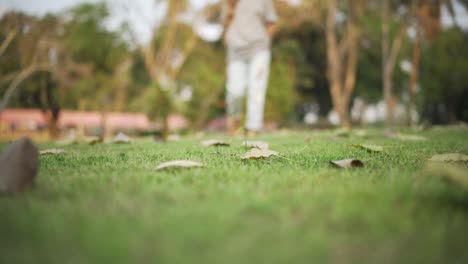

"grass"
[1,127,468,264]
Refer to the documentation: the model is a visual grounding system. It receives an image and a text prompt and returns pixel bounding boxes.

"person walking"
[221,0,278,137]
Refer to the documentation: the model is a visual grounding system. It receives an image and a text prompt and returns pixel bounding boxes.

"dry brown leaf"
[423,163,468,190]
[56,139,78,145]
[351,144,384,153]
[241,149,278,160]
[428,153,468,162]
[354,130,368,137]
[113,132,132,144]
[334,128,351,137]
[395,133,428,142]
[40,149,66,156]
[86,137,103,145]
[167,134,181,142]
[201,139,230,147]
[328,136,345,142]
[330,159,364,169]
[156,160,204,171]
[242,141,269,150]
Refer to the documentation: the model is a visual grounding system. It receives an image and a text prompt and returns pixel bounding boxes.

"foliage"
[420,29,468,121]
[178,41,225,127]
[1,128,468,262]
[62,2,130,111]
[1,0,468,127]
[63,3,128,73]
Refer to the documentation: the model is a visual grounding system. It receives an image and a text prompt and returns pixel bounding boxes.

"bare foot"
[227,117,241,136]
[245,130,257,138]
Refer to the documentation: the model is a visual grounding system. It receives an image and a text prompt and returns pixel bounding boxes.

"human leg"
[245,50,272,132]
[226,59,248,134]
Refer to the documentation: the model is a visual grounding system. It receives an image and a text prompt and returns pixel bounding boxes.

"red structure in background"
[0,109,150,131]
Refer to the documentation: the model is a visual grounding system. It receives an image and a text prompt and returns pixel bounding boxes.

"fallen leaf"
[195,131,206,139]
[395,133,428,142]
[354,130,368,137]
[330,159,364,169]
[428,153,468,162]
[167,134,181,142]
[328,136,345,142]
[422,163,468,190]
[56,139,78,145]
[201,139,230,147]
[40,149,66,155]
[156,160,204,171]
[351,144,384,153]
[411,124,430,132]
[334,128,351,137]
[0,138,39,194]
[113,132,132,144]
[241,149,279,160]
[242,141,269,150]
[86,137,103,145]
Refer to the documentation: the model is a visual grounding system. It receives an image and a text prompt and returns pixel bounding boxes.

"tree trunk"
[0,30,16,58]
[0,64,51,112]
[326,0,345,127]
[407,24,421,126]
[382,0,393,129]
[113,59,132,112]
[49,109,60,139]
[325,0,361,128]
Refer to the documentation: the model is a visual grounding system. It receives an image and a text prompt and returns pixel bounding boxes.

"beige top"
[221,0,278,61]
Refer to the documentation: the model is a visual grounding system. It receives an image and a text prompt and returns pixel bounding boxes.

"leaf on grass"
[113,132,132,144]
[423,163,468,190]
[241,149,278,160]
[411,124,430,133]
[201,139,230,147]
[354,130,368,137]
[40,149,66,156]
[328,136,345,142]
[334,128,351,137]
[351,144,384,153]
[167,134,181,142]
[156,160,204,171]
[56,139,78,145]
[242,141,269,150]
[86,137,103,145]
[395,133,428,142]
[330,159,364,169]
[428,153,468,162]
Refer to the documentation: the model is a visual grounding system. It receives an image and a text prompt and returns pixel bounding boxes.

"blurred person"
[221,0,278,137]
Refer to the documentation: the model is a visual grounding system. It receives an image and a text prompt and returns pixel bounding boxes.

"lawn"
[1,127,468,264]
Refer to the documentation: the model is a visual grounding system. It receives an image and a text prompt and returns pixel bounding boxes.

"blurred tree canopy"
[1,0,467,131]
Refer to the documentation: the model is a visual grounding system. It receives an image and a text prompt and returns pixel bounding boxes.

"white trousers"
[226,50,271,131]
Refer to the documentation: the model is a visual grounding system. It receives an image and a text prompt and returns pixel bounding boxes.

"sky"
[0,0,219,15]
[1,0,467,43]
[0,0,224,43]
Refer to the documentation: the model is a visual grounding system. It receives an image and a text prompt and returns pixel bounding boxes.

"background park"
[1,0,468,263]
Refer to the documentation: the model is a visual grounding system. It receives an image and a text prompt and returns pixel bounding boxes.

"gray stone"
[0,137,39,194]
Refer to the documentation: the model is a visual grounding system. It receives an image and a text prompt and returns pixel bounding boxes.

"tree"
[419,28,468,122]
[0,12,65,136]
[381,0,408,130]
[325,0,366,128]
[115,0,200,135]
[0,4,121,136]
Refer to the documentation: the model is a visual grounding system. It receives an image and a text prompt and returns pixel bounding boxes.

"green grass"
[1,127,468,264]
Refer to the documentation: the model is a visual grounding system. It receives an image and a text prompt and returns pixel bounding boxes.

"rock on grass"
[0,138,39,194]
